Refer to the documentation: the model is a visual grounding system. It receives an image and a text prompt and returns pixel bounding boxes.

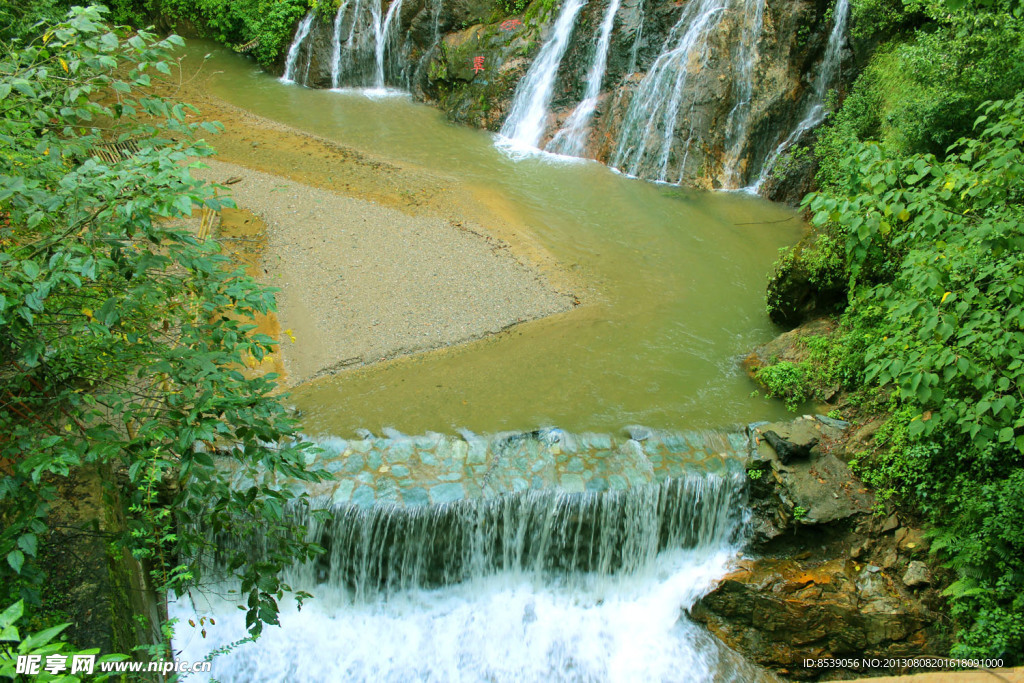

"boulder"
[903,561,931,588]
[692,558,948,680]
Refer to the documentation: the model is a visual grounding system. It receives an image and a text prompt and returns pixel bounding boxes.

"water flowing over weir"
[171,429,772,681]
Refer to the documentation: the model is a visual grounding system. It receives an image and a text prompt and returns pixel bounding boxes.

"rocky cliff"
[276,0,852,197]
[687,344,953,680]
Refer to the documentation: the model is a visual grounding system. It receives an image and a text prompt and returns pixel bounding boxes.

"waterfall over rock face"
[172,429,770,682]
[610,0,729,184]
[547,0,622,157]
[499,0,590,150]
[281,12,315,84]
[722,0,767,186]
[280,0,415,90]
[277,0,849,191]
[751,0,850,191]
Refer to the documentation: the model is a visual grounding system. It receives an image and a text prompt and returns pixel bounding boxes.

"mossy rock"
[766,226,848,327]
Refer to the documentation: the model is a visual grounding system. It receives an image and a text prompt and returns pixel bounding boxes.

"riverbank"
[175,65,581,385]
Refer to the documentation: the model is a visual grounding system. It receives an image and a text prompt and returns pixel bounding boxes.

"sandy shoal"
[192,159,575,385]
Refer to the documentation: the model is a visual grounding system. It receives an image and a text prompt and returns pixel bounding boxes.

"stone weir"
[220,428,751,597]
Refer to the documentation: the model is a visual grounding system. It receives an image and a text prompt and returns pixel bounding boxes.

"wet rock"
[626,425,653,441]
[903,561,930,588]
[878,513,900,534]
[895,527,928,555]
[814,414,850,429]
[430,482,465,504]
[746,416,872,542]
[401,487,430,506]
[351,485,375,507]
[743,318,836,375]
[692,558,949,680]
[766,229,849,327]
[761,430,818,465]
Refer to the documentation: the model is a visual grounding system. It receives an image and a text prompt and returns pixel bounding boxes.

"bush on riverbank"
[1,4,325,645]
[760,0,1024,660]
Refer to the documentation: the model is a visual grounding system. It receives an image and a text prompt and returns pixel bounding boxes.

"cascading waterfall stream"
[547,0,622,158]
[499,0,589,150]
[721,0,767,186]
[626,2,645,76]
[330,0,351,89]
[171,429,768,681]
[284,0,410,90]
[281,12,315,84]
[373,0,405,89]
[751,0,849,190]
[610,0,728,184]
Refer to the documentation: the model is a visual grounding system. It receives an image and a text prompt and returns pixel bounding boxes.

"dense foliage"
[811,91,1024,658]
[129,0,315,66]
[0,4,324,643]
[757,0,1024,659]
[788,88,1024,661]
[2,0,315,68]
[816,0,1024,189]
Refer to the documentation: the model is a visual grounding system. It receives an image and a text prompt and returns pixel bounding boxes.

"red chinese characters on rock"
[472,56,485,74]
[500,19,523,31]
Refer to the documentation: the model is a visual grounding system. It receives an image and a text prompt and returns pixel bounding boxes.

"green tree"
[803,91,1024,659]
[0,5,325,639]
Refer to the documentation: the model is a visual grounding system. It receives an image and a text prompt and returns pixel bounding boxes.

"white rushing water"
[499,0,590,150]
[171,445,764,682]
[289,0,410,91]
[609,0,728,184]
[171,548,756,682]
[373,0,405,89]
[750,0,849,191]
[330,1,351,89]
[547,0,622,158]
[721,0,767,186]
[281,12,315,84]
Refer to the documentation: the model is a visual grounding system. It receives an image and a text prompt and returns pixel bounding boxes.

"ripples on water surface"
[183,42,802,438]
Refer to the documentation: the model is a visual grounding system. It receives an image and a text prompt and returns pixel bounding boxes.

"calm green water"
[187,42,803,437]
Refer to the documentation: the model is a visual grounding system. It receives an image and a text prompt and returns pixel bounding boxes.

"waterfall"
[721,0,767,186]
[610,0,728,184]
[751,0,849,191]
[373,0,405,89]
[314,0,409,90]
[626,1,645,77]
[547,0,622,158]
[499,0,590,150]
[217,473,746,597]
[171,429,762,681]
[281,12,315,84]
[330,1,350,89]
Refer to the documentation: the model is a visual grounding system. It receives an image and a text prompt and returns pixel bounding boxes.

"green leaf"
[0,600,24,639]
[21,623,70,651]
[17,534,37,558]
[7,550,24,574]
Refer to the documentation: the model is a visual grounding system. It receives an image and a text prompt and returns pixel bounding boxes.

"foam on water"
[171,547,763,682]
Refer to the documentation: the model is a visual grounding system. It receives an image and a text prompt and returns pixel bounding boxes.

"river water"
[170,41,796,682]
[183,42,801,438]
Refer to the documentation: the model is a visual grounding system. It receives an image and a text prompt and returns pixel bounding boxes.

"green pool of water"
[186,42,804,437]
